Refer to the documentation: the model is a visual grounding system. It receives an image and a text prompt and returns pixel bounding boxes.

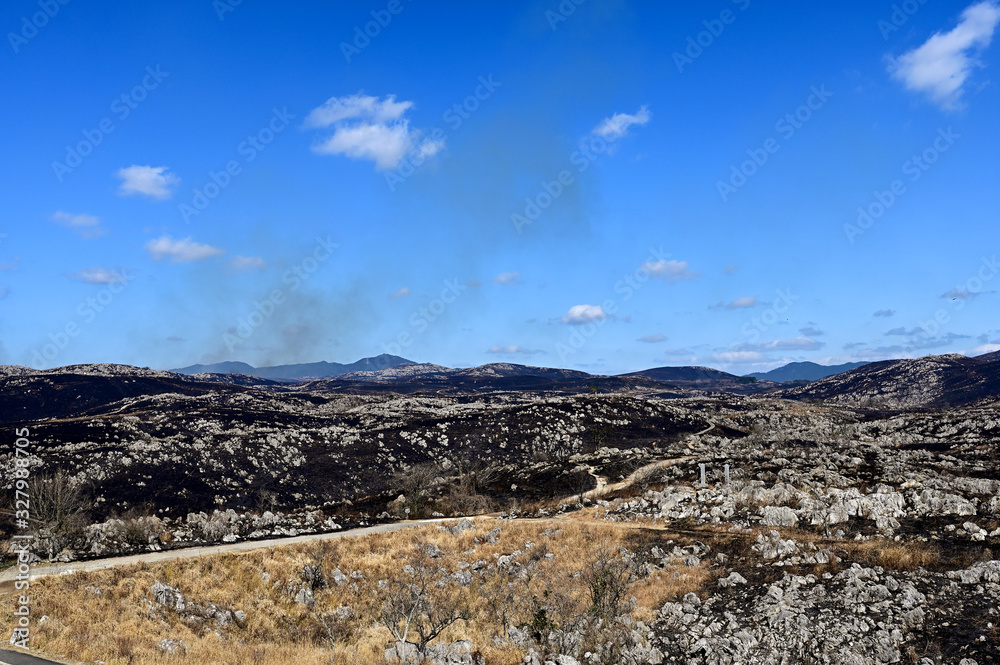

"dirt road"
[0,518,460,584]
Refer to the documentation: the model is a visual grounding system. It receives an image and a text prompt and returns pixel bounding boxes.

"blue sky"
[2,0,998,374]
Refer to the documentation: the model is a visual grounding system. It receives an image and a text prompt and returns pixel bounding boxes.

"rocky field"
[1,353,999,663]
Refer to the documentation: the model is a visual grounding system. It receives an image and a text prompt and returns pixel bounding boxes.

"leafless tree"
[389,462,442,518]
[376,546,469,662]
[27,469,89,559]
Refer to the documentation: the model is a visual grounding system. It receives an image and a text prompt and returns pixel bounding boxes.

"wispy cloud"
[641,259,699,283]
[562,304,607,325]
[889,1,1000,110]
[886,326,922,336]
[799,326,824,337]
[712,296,758,310]
[971,343,1000,354]
[230,256,267,271]
[69,267,130,285]
[736,337,824,352]
[116,165,179,199]
[389,287,410,298]
[713,350,767,363]
[145,236,223,263]
[493,271,522,285]
[874,309,896,317]
[52,211,105,238]
[592,105,651,139]
[486,345,543,355]
[305,93,443,170]
[638,333,666,343]
[942,288,989,299]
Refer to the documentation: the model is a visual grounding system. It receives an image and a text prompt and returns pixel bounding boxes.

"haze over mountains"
[129,349,1000,408]
[747,361,870,383]
[172,354,412,380]
[171,355,875,385]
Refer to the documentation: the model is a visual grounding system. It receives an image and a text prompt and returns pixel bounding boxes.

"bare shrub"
[28,469,89,559]
[584,547,637,621]
[376,545,470,661]
[389,463,442,519]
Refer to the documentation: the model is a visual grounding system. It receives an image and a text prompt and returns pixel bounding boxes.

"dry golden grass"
[843,538,942,571]
[0,518,712,665]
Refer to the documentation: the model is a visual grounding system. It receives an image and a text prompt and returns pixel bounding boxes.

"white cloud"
[799,326,824,337]
[971,343,1000,354]
[593,105,651,139]
[886,326,924,336]
[231,256,267,271]
[889,1,1000,110]
[638,333,666,343]
[52,211,105,238]
[874,309,896,317]
[724,264,738,274]
[116,165,179,199]
[70,267,130,285]
[563,304,607,325]
[306,93,443,170]
[641,259,699,283]
[389,287,410,298]
[746,337,825,351]
[942,288,982,299]
[712,351,767,363]
[712,296,758,310]
[493,271,522,285]
[486,345,543,355]
[304,93,412,127]
[145,236,223,263]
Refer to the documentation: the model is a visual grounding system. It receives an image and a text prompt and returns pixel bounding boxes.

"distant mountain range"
[746,361,869,383]
[172,354,413,380]
[171,357,877,386]
[776,352,1000,409]
[2,352,999,422]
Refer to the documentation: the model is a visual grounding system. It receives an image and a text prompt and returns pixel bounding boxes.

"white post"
[699,463,706,487]
[724,463,730,485]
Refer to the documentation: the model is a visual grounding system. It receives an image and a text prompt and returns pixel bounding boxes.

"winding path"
[577,421,716,501]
